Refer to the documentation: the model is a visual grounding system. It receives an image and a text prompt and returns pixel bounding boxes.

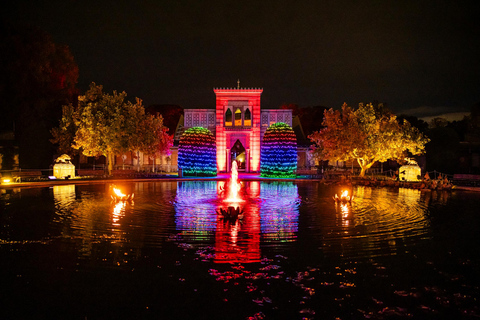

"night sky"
[2,0,480,119]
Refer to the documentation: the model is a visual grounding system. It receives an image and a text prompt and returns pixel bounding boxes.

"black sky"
[2,0,480,117]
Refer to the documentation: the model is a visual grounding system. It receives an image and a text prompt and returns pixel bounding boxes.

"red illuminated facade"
[214,87,262,172]
[183,86,294,173]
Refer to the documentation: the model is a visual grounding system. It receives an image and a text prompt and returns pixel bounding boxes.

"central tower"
[214,87,263,172]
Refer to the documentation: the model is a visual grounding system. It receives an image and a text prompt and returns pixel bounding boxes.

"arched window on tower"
[235,108,242,126]
[225,108,232,126]
[244,108,251,126]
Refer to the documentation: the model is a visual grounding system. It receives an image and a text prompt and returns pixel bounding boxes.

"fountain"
[224,161,244,203]
[218,161,244,222]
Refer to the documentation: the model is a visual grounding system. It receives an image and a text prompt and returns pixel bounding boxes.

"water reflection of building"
[174,181,218,241]
[52,185,77,226]
[214,213,261,263]
[53,185,76,205]
[259,182,300,242]
[214,180,262,263]
[174,181,300,263]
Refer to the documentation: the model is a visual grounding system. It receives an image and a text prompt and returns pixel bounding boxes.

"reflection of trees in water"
[421,189,450,206]
[50,184,147,266]
[326,185,433,258]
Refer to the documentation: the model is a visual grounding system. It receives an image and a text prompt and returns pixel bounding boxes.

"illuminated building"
[179,84,309,173]
[102,84,312,174]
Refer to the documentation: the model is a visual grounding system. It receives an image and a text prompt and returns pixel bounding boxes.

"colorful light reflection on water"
[174,180,300,263]
[1,182,480,319]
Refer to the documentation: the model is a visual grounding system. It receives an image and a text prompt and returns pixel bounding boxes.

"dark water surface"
[1,181,480,319]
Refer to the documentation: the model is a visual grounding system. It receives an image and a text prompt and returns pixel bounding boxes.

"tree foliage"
[0,23,78,168]
[145,104,183,134]
[52,83,172,174]
[425,126,460,173]
[309,103,430,177]
[281,103,327,137]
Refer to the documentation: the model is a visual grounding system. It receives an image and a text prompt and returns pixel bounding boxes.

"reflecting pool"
[1,181,480,319]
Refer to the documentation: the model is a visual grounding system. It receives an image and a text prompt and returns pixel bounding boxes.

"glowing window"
[225,109,232,126]
[244,108,251,126]
[235,108,242,126]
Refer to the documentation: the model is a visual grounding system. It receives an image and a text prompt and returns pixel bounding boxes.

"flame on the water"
[113,187,126,198]
[333,190,353,202]
[111,186,133,202]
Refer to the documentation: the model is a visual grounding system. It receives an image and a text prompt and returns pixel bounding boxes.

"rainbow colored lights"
[260,122,297,178]
[178,127,217,177]
[259,182,300,242]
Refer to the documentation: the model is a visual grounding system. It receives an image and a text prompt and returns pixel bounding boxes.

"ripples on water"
[1,181,479,319]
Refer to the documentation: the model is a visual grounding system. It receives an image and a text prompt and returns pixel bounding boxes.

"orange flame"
[111,186,133,202]
[113,187,126,198]
[334,190,353,202]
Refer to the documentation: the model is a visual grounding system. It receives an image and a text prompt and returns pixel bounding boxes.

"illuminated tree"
[51,103,78,156]
[53,83,170,175]
[134,113,173,171]
[261,122,297,178]
[309,103,429,177]
[178,127,217,176]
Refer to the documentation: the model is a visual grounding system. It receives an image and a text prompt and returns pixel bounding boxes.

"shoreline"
[1,173,480,192]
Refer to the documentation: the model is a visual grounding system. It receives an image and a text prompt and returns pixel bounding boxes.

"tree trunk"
[137,151,140,172]
[357,158,374,177]
[359,166,366,177]
[107,152,113,175]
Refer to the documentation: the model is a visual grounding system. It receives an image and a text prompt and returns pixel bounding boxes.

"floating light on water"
[333,190,354,203]
[111,186,134,202]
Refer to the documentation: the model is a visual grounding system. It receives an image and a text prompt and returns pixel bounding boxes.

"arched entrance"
[230,139,246,171]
